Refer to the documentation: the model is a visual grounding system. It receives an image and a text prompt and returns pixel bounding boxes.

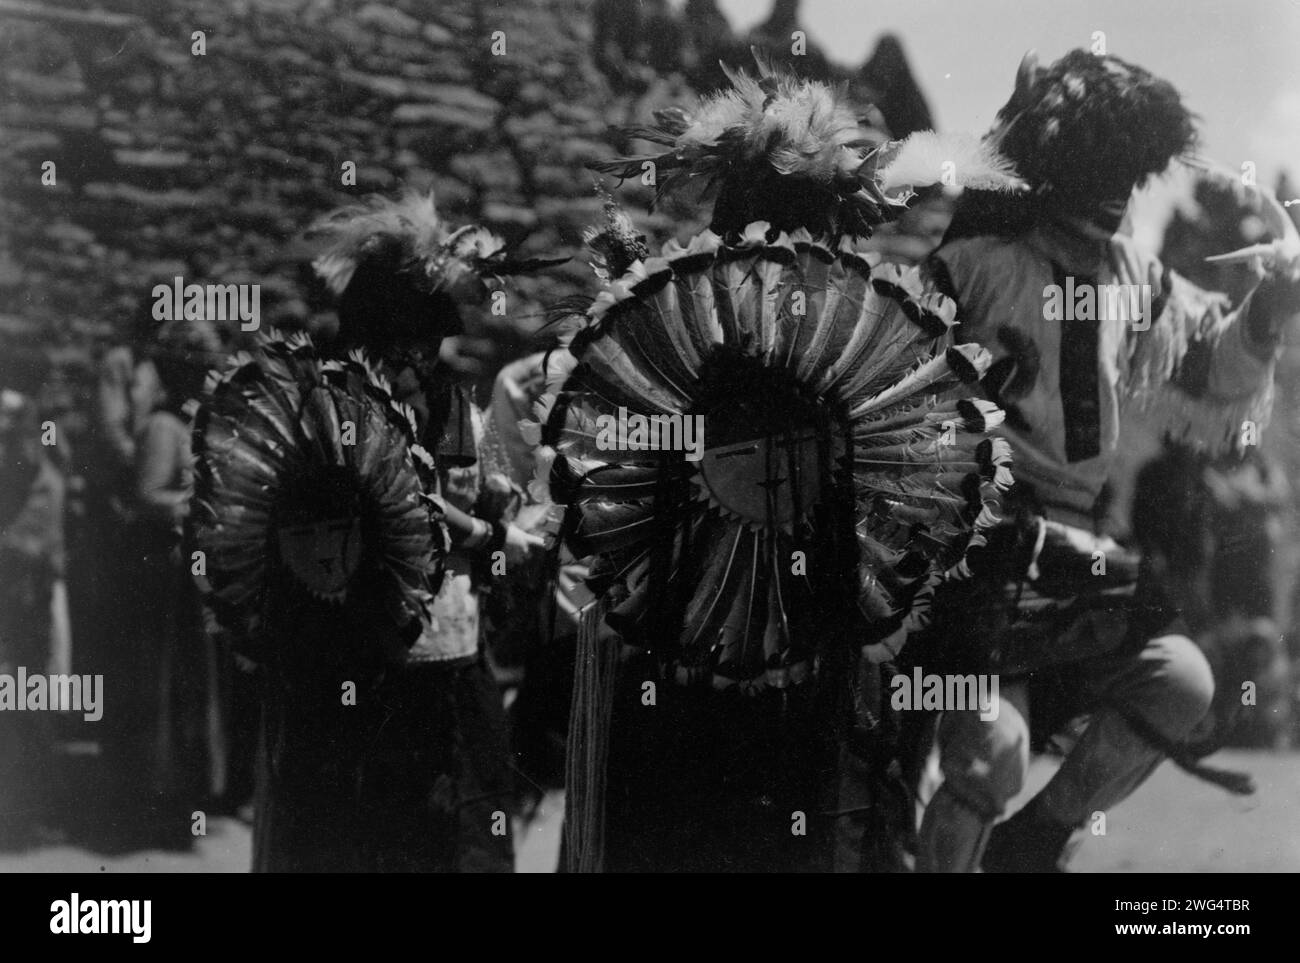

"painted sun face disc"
[275,515,363,600]
[695,395,842,531]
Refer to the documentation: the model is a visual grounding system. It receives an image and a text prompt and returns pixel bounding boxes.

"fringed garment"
[927,221,1277,532]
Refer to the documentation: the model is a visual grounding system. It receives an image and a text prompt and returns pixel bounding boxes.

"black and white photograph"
[1,0,1297,916]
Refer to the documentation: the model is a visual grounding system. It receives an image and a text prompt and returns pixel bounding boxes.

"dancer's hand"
[1202,187,1300,283]
[1107,233,1163,292]
[438,335,497,378]
[1257,189,1300,281]
[504,523,546,565]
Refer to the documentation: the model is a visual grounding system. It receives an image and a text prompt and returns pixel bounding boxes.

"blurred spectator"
[65,345,152,715]
[0,389,65,849]
[1151,169,1300,749]
[100,319,223,849]
[1133,443,1291,749]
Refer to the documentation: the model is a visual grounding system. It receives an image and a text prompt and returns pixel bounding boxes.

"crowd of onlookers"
[0,317,252,851]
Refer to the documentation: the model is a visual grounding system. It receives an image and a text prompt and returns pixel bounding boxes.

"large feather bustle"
[524,220,1012,691]
[191,330,447,657]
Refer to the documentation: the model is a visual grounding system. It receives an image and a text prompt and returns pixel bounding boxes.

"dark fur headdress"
[947,50,1198,240]
[994,49,1197,204]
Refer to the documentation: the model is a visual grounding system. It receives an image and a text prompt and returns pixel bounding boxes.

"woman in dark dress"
[106,319,222,849]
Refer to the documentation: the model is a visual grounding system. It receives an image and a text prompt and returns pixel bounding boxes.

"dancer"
[911,49,1300,872]
[536,54,1022,871]
[193,191,554,871]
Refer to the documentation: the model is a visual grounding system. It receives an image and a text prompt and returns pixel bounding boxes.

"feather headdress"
[590,49,1023,238]
[309,190,565,299]
[306,190,566,352]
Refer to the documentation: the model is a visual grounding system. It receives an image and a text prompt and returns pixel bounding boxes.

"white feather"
[876,131,1025,193]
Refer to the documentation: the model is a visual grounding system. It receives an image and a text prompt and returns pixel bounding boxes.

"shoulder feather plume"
[582,190,651,282]
[875,131,1025,194]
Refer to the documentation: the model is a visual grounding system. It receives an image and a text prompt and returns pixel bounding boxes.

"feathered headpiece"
[582,189,652,283]
[590,49,1023,239]
[306,190,565,352]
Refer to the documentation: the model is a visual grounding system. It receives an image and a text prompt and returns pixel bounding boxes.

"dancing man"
[913,49,1300,872]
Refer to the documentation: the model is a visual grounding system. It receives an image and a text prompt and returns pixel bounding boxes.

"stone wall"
[0,0,928,401]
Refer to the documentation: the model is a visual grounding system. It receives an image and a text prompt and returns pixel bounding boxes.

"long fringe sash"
[564,601,617,873]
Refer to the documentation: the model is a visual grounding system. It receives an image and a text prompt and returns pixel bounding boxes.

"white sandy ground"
[0,751,1295,873]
